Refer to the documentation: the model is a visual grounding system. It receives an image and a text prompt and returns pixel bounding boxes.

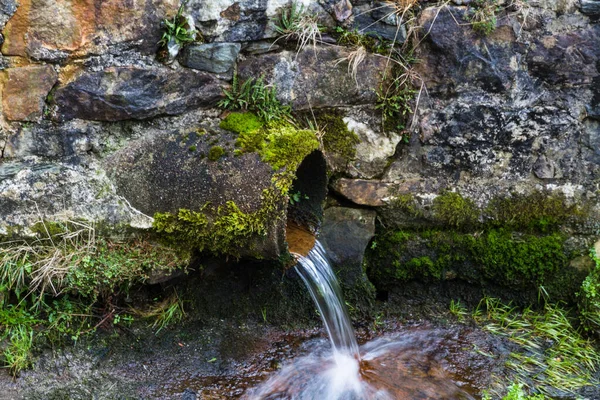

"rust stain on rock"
[220,2,240,21]
[2,65,58,121]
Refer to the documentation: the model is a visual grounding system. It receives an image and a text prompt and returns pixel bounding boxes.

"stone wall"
[0,0,599,266]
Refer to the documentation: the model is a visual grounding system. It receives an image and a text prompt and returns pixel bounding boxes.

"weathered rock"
[179,42,241,78]
[532,155,555,179]
[527,26,600,86]
[0,0,17,30]
[581,0,600,15]
[319,0,352,22]
[343,110,403,179]
[320,207,377,311]
[189,0,333,42]
[54,66,226,121]
[2,65,57,121]
[1,0,177,59]
[415,7,520,93]
[238,45,390,110]
[332,178,392,206]
[353,3,407,42]
[0,161,152,236]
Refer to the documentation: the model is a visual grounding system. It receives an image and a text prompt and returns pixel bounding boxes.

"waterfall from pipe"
[245,240,476,400]
[294,241,359,358]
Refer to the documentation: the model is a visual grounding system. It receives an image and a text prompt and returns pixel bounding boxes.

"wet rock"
[332,178,392,206]
[179,42,241,78]
[2,65,57,121]
[54,66,226,121]
[581,0,600,15]
[1,0,177,58]
[320,207,377,312]
[238,45,390,110]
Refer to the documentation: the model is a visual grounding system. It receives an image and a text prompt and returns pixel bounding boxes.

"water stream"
[245,241,475,399]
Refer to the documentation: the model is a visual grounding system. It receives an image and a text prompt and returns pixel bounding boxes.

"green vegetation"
[332,27,389,55]
[468,0,498,36]
[208,145,225,161]
[433,191,479,229]
[273,2,322,54]
[218,75,292,123]
[0,221,189,374]
[220,112,264,134]
[313,113,359,163]
[368,228,569,290]
[388,193,422,217]
[577,250,600,334]
[485,192,580,232]
[158,0,200,48]
[474,297,600,396]
[376,69,417,137]
[483,383,546,400]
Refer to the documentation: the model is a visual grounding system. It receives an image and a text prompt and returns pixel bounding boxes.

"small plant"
[375,71,417,134]
[449,299,468,321]
[289,191,309,205]
[218,75,291,123]
[136,293,187,334]
[577,250,600,334]
[467,0,499,36]
[158,0,198,47]
[273,2,322,55]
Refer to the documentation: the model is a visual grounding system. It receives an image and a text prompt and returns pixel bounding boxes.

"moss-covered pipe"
[104,118,326,260]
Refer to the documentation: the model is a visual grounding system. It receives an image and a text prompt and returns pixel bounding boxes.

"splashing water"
[245,241,475,400]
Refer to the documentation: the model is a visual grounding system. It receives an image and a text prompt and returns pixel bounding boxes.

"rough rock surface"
[54,67,226,121]
[331,178,392,206]
[179,42,241,78]
[238,45,390,109]
[320,206,377,308]
[2,65,57,121]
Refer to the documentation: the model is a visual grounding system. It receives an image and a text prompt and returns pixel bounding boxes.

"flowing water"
[245,241,475,400]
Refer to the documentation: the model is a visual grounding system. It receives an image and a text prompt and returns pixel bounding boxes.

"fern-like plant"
[218,75,291,122]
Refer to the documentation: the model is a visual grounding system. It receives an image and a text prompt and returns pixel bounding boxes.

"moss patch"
[368,228,572,293]
[220,112,264,135]
[485,192,582,232]
[318,113,359,163]
[432,191,480,229]
[208,146,225,161]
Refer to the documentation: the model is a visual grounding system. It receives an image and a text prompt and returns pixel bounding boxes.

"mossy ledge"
[154,112,320,258]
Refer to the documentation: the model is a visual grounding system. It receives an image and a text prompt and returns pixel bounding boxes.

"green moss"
[368,228,569,290]
[208,146,225,161]
[485,192,581,232]
[261,125,319,170]
[235,122,319,171]
[433,191,480,229]
[317,113,359,163]
[220,112,264,135]
[188,145,197,152]
[389,193,422,217]
[153,185,286,258]
[30,221,68,238]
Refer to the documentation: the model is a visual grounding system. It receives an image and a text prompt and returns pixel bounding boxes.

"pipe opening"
[286,150,327,257]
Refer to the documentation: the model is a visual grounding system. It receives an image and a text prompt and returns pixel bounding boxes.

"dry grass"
[335,46,367,86]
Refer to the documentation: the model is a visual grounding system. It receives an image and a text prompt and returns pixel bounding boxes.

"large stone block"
[1,0,178,59]
[179,42,241,78]
[54,66,226,121]
[238,45,390,109]
[2,65,57,121]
